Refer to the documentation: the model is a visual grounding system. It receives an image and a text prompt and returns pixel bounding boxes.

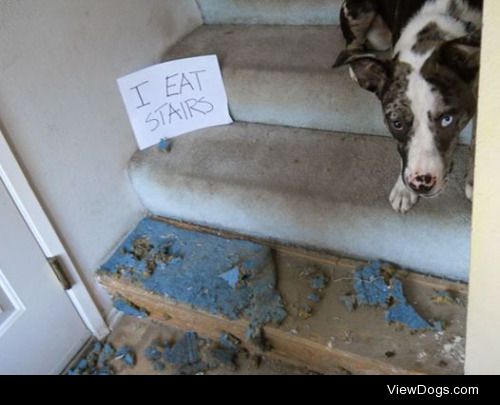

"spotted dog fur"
[334,0,482,213]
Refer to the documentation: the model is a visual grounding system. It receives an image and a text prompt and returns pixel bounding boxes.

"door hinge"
[48,257,72,291]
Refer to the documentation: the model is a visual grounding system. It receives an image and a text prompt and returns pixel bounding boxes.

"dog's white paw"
[390,180,419,214]
[465,182,473,201]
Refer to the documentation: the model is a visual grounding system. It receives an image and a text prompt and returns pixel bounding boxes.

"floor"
[106,316,314,375]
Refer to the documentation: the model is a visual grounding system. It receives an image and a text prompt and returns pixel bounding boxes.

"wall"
[0,0,202,317]
[465,0,500,374]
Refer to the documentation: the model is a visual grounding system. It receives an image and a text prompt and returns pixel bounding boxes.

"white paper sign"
[118,55,233,150]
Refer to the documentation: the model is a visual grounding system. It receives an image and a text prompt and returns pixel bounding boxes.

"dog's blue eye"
[441,115,454,128]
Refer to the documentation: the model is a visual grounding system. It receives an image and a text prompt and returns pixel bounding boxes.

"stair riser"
[197,0,342,26]
[225,67,388,137]
[224,68,473,143]
[131,178,471,281]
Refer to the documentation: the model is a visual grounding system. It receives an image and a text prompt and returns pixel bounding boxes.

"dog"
[334,0,482,213]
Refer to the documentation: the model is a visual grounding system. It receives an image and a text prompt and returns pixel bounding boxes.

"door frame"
[0,128,109,340]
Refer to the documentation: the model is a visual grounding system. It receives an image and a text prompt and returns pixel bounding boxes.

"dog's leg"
[367,15,392,52]
[341,0,378,51]
[335,0,378,68]
[336,0,380,82]
[390,175,419,214]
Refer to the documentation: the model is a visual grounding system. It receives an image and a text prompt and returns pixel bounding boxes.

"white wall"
[465,0,500,374]
[0,0,202,316]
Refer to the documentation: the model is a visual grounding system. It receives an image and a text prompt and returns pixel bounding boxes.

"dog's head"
[336,35,480,197]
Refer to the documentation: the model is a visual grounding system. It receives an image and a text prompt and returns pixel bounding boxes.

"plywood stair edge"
[98,274,427,375]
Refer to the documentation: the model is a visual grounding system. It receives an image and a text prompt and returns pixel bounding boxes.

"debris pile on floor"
[66,341,138,375]
[143,331,249,375]
[347,260,440,331]
[98,218,287,342]
[115,346,137,367]
[144,340,167,371]
[68,330,251,376]
[211,332,244,370]
[162,331,208,375]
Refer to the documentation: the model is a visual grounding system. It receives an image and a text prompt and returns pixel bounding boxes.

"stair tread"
[164,25,472,143]
[168,24,341,71]
[197,0,342,26]
[129,122,471,280]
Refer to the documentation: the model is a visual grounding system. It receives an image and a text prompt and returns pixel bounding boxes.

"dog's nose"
[408,174,437,194]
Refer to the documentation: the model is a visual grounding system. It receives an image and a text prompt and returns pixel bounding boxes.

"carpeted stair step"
[196,0,343,26]
[165,24,472,143]
[129,122,472,281]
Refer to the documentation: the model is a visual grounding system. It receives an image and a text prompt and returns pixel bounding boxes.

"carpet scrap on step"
[353,260,440,331]
[98,218,287,339]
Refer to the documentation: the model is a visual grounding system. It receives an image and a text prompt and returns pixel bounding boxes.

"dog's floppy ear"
[333,51,391,98]
[436,30,481,82]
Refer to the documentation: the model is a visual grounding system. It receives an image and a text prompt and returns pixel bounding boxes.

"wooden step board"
[98,217,468,375]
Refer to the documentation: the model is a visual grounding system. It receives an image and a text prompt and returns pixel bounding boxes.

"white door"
[0,179,90,374]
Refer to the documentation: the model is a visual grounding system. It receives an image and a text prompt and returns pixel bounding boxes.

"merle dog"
[334,0,482,213]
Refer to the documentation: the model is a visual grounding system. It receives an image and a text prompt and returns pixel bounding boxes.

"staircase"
[128,0,472,281]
